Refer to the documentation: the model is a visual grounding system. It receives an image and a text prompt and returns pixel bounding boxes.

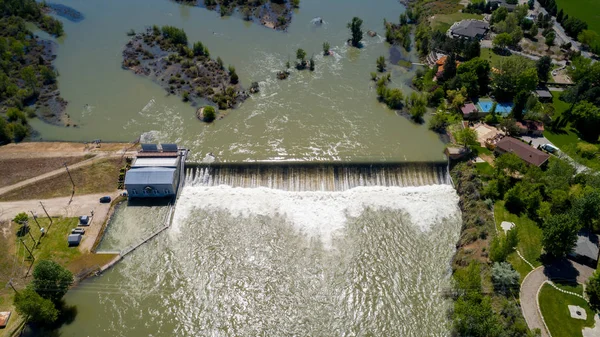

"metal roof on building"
[573,232,599,261]
[125,167,176,185]
[132,157,179,168]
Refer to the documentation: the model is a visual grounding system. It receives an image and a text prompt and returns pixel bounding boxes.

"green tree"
[399,13,408,25]
[455,127,477,148]
[309,57,315,71]
[578,30,599,49]
[228,65,239,84]
[442,53,457,81]
[545,31,555,49]
[20,65,37,93]
[571,101,600,142]
[296,48,306,63]
[529,23,539,37]
[13,212,28,224]
[347,17,363,47]
[31,260,74,303]
[202,106,216,122]
[376,56,385,72]
[465,40,481,60]
[192,41,209,56]
[571,190,600,231]
[216,56,224,69]
[493,32,512,50]
[13,288,58,324]
[322,41,330,56]
[491,262,520,295]
[491,6,509,24]
[586,270,600,312]
[384,88,404,109]
[536,56,552,83]
[160,26,188,45]
[542,214,579,258]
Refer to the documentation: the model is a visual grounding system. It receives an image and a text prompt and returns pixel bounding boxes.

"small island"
[122,26,249,111]
[174,0,298,31]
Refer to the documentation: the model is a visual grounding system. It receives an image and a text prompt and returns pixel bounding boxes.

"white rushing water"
[59,182,461,337]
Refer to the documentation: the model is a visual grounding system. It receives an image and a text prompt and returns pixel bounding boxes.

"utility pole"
[27,227,37,246]
[7,280,18,294]
[20,239,33,259]
[39,201,52,226]
[64,162,75,192]
[30,211,41,230]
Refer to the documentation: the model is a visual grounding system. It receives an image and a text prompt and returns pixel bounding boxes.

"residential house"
[495,137,550,167]
[449,20,490,40]
[534,89,553,102]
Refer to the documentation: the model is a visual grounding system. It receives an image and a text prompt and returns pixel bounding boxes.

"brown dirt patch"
[0,142,136,159]
[0,158,124,201]
[0,156,88,188]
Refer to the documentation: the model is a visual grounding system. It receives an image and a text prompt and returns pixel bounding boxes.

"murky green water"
[29,0,445,162]
[25,2,465,336]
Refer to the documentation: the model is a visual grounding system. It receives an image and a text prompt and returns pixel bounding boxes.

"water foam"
[171,184,459,247]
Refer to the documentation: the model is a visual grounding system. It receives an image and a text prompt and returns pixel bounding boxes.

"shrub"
[202,106,216,122]
[182,90,190,102]
[491,262,520,295]
[587,270,600,312]
[161,26,188,46]
[323,41,330,55]
[576,142,598,159]
[376,56,386,72]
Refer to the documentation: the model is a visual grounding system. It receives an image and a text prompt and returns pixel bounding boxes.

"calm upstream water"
[29,1,464,336]
[29,0,446,162]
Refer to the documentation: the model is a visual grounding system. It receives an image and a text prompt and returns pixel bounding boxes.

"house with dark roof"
[495,137,550,167]
[449,20,490,40]
[534,89,553,102]
[569,231,599,268]
[461,103,485,119]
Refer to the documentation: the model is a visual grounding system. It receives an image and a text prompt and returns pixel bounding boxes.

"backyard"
[494,201,543,279]
[544,93,600,171]
[431,12,483,33]
[538,283,596,337]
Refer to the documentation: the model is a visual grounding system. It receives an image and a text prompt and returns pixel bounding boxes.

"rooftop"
[450,20,490,38]
[573,231,599,261]
[124,167,177,185]
[461,103,479,115]
[535,89,553,98]
[496,137,550,166]
[132,157,179,168]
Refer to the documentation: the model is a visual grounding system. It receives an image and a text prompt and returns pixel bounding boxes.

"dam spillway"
[184,162,450,191]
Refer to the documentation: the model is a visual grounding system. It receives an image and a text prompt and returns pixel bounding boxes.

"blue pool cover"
[478,100,513,116]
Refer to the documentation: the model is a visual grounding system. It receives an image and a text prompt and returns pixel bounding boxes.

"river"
[24,1,464,336]
[29,0,446,162]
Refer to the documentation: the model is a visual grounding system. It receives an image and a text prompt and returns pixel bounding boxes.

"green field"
[494,201,543,280]
[431,12,484,32]
[539,283,596,337]
[555,0,600,37]
[480,48,534,68]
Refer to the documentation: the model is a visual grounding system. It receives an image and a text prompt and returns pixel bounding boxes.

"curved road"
[520,261,595,337]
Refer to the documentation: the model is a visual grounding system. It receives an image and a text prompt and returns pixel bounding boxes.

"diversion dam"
[184,161,451,191]
[61,160,462,337]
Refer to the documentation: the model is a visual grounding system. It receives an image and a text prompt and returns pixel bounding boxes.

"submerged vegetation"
[0,0,68,144]
[122,26,254,114]
[174,0,296,30]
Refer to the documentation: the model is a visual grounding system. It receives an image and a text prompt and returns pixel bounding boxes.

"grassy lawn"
[494,201,543,280]
[431,12,484,32]
[0,157,123,201]
[544,93,600,171]
[16,217,116,273]
[480,48,534,68]
[555,0,600,39]
[554,282,585,296]
[475,162,494,178]
[539,283,596,337]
